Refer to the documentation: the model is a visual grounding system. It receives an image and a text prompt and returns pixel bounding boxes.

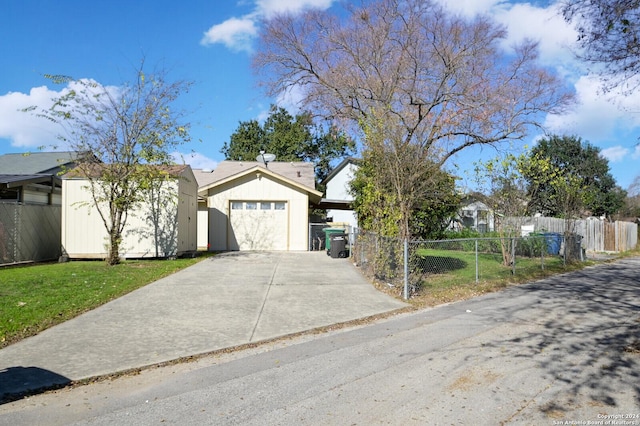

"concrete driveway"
[2,257,638,424]
[0,251,407,400]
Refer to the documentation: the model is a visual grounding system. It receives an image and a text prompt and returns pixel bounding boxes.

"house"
[320,157,359,230]
[456,198,495,233]
[198,161,322,251]
[61,165,198,259]
[0,151,83,205]
[0,152,84,264]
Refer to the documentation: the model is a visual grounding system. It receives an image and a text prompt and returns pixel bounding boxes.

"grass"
[416,248,568,285]
[376,248,591,308]
[0,256,208,348]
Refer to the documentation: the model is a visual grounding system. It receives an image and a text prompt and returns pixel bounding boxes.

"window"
[0,188,19,202]
[260,202,271,210]
[274,202,286,210]
[246,202,257,210]
[231,201,243,210]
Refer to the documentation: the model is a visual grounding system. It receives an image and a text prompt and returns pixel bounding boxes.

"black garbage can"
[329,233,347,259]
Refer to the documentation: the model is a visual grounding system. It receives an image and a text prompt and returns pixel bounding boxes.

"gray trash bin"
[329,233,347,259]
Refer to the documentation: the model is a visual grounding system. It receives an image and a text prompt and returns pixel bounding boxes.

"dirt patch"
[447,368,501,392]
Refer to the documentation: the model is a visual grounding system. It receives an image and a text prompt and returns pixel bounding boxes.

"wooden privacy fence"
[515,217,637,253]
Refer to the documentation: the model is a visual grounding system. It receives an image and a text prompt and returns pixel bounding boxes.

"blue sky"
[1,0,638,191]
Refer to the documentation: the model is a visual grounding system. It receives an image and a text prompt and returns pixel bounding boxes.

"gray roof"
[192,168,219,188]
[0,152,82,175]
[0,174,61,188]
[205,161,316,190]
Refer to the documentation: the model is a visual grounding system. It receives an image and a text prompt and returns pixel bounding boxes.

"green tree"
[221,105,355,183]
[410,173,460,240]
[350,114,459,240]
[32,65,192,265]
[523,135,626,218]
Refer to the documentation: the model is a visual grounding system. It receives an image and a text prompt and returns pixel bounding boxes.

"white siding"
[325,162,358,230]
[206,172,309,251]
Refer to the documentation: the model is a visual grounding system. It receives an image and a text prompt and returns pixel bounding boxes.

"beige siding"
[206,172,309,251]
[62,168,198,259]
[62,179,112,258]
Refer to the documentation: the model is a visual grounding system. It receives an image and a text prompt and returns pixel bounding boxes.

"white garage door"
[229,201,288,250]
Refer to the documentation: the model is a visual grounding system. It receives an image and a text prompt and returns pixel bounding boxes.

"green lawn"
[414,248,570,291]
[0,256,207,348]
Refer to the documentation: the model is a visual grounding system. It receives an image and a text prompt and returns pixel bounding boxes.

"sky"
[0,0,638,192]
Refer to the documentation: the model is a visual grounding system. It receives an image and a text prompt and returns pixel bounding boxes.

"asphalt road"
[1,257,639,425]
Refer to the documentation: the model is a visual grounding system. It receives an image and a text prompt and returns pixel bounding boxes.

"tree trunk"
[107,231,121,265]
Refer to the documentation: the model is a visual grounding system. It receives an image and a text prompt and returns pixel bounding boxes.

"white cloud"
[256,0,333,18]
[0,80,128,151]
[201,0,335,51]
[200,17,258,53]
[433,0,507,17]
[601,146,629,162]
[493,3,578,68]
[634,145,640,160]
[0,86,65,149]
[545,74,640,141]
[172,151,218,170]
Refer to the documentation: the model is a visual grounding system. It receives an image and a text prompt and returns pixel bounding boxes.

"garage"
[229,200,288,250]
[199,161,323,252]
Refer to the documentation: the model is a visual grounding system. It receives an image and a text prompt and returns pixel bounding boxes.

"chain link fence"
[352,229,584,299]
[0,203,61,266]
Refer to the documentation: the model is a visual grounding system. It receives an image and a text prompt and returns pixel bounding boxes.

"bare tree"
[34,64,192,265]
[563,0,640,94]
[254,0,573,239]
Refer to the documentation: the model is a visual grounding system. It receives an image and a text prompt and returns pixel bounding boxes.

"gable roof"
[321,157,359,186]
[0,151,83,175]
[198,161,322,203]
[210,161,316,188]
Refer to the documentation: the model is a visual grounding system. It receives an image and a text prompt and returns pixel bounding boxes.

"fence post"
[475,239,479,283]
[541,236,545,271]
[511,237,516,275]
[403,239,409,300]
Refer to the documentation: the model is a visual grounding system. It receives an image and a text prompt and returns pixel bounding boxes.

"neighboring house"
[321,157,359,230]
[0,152,84,264]
[61,165,198,259]
[199,161,322,251]
[0,151,83,205]
[457,199,495,233]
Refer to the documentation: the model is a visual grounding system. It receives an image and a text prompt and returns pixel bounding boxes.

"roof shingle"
[203,161,316,190]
